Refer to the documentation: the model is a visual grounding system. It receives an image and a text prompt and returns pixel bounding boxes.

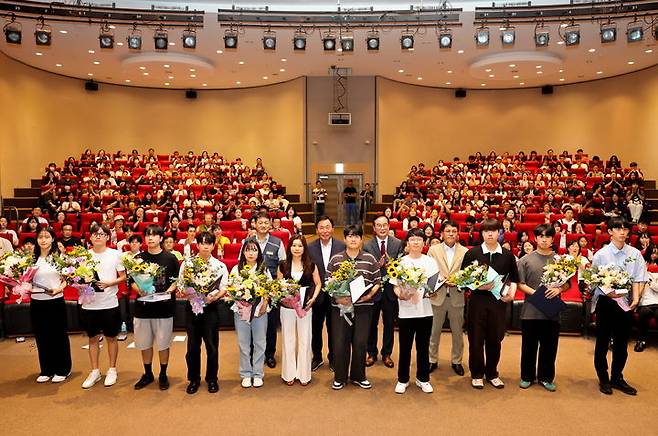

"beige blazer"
[427,242,468,307]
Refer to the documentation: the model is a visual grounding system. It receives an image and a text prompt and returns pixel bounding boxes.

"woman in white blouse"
[31,227,71,383]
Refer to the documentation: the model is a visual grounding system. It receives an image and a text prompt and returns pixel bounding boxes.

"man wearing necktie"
[363,215,403,368]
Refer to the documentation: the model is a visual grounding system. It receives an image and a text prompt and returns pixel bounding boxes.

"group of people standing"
[24,210,649,397]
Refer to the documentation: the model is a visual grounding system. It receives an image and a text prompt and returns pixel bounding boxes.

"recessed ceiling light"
[627,61,635,65]
[398,69,404,73]
[108,25,116,29]
[88,73,93,76]
[164,82,170,86]
[457,49,464,54]
[139,66,146,70]
[263,76,268,79]
[164,64,170,68]
[513,75,519,79]
[125,79,131,83]
[489,74,495,78]
[88,49,95,54]
[509,64,516,67]
[55,63,62,67]
[559,69,564,73]
[446,81,451,85]
[190,74,196,78]
[236,81,241,84]
[559,78,565,81]
[116,42,123,46]
[485,68,492,72]
[519,82,525,85]
[202,83,208,87]
[216,49,223,54]
[168,76,174,79]
[143,72,149,76]
[35,52,43,56]
[281,58,287,62]
[645,49,653,53]
[59,30,68,34]
[93,61,100,65]
[536,65,542,69]
[279,68,285,72]
[190,68,196,72]
[588,48,596,53]
[238,61,244,65]
[447,70,453,74]
[596,71,603,74]
[537,71,543,74]
[481,83,486,86]
[417,77,422,80]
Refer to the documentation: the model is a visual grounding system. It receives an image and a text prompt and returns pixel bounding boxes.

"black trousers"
[595,296,632,383]
[30,298,72,377]
[185,304,219,383]
[331,305,372,384]
[265,307,280,359]
[367,296,398,358]
[312,293,333,363]
[397,316,433,384]
[637,304,658,342]
[467,292,507,380]
[520,319,560,383]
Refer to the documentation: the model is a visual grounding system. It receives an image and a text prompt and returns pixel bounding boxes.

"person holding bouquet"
[517,224,572,392]
[460,218,518,390]
[327,225,381,390]
[132,224,180,391]
[177,232,228,394]
[392,228,438,394]
[31,227,71,383]
[590,217,648,396]
[81,223,127,389]
[277,235,322,386]
[230,238,270,388]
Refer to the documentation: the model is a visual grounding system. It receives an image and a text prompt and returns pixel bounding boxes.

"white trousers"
[280,307,313,383]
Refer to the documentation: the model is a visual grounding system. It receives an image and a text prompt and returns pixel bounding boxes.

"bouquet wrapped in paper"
[121,252,163,295]
[50,247,99,305]
[541,255,580,288]
[177,256,222,315]
[0,249,38,303]
[385,257,430,304]
[449,261,491,290]
[273,278,307,317]
[325,259,357,317]
[583,262,633,311]
[223,265,269,323]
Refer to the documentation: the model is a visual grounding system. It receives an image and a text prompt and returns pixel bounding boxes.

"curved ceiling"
[1,4,656,90]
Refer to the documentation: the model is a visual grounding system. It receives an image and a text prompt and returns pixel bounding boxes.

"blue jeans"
[234,312,268,379]
[345,203,358,225]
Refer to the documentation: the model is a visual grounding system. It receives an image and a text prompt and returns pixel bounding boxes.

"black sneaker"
[311,359,324,372]
[266,357,277,369]
[134,374,154,390]
[611,379,637,396]
[599,382,613,395]
[186,380,200,395]
[352,379,372,389]
[159,375,170,391]
[331,381,345,390]
[634,341,646,352]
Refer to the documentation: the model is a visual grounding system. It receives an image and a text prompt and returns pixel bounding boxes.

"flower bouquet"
[541,255,580,288]
[385,258,429,304]
[325,259,357,317]
[223,265,269,323]
[177,256,222,315]
[274,279,307,317]
[0,249,38,303]
[449,261,490,290]
[121,252,163,296]
[50,246,99,305]
[583,263,633,311]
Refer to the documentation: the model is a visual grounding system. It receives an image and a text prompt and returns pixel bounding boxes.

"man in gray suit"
[363,215,403,368]
[427,220,468,376]
[307,216,346,371]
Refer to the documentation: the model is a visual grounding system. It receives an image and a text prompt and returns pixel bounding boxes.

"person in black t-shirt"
[132,224,180,391]
[343,179,358,226]
[57,223,83,253]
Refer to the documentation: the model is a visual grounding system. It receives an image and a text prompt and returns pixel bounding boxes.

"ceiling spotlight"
[438,30,452,49]
[501,27,515,46]
[600,22,617,43]
[127,25,142,50]
[262,30,276,50]
[535,26,550,47]
[340,34,354,52]
[3,17,21,44]
[224,29,238,49]
[475,27,490,47]
[34,18,51,46]
[323,32,336,51]
[99,22,114,49]
[366,30,380,50]
[182,27,197,49]
[564,24,580,46]
[293,29,306,50]
[400,32,414,50]
[154,26,168,50]
[626,22,643,43]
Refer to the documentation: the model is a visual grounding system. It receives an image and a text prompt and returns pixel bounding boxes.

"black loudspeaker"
[84,80,99,91]
[455,88,467,98]
[185,90,197,99]
[541,85,554,95]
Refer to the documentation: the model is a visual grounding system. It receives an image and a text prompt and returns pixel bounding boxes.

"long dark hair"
[279,235,314,278]
[238,237,264,271]
[33,227,57,260]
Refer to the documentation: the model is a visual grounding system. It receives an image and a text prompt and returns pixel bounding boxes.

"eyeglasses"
[92,232,108,238]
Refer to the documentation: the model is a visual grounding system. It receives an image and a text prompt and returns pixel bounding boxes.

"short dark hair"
[406,228,425,241]
[90,223,111,236]
[480,218,501,232]
[144,224,165,238]
[128,235,143,244]
[61,222,74,230]
[408,216,420,224]
[373,214,389,225]
[196,231,216,245]
[465,216,476,224]
[533,223,556,238]
[343,225,363,238]
[315,215,334,227]
[440,220,459,232]
[607,216,632,230]
[255,211,271,221]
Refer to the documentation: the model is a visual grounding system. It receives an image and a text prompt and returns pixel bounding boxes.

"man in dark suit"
[363,215,403,368]
[307,216,346,371]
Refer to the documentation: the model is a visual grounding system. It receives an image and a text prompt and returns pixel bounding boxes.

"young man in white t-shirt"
[392,227,438,394]
[81,223,127,389]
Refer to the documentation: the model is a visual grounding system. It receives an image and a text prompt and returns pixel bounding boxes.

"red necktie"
[380,240,386,256]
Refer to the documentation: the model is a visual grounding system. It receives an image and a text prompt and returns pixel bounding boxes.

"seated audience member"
[558,207,577,233]
[57,223,83,253]
[0,216,19,246]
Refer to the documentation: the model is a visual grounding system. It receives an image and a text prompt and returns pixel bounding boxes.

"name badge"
[266,251,275,256]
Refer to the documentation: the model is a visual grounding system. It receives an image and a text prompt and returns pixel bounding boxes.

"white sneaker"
[241,378,252,388]
[253,377,264,388]
[415,379,434,393]
[394,382,409,394]
[472,378,484,389]
[104,368,118,387]
[488,377,505,389]
[82,370,101,389]
[52,373,71,383]
[36,375,51,383]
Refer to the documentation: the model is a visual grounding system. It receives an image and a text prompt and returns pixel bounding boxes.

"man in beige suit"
[427,220,468,376]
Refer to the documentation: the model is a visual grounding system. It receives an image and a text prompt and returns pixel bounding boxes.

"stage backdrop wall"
[0,52,305,199]
[377,66,658,200]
